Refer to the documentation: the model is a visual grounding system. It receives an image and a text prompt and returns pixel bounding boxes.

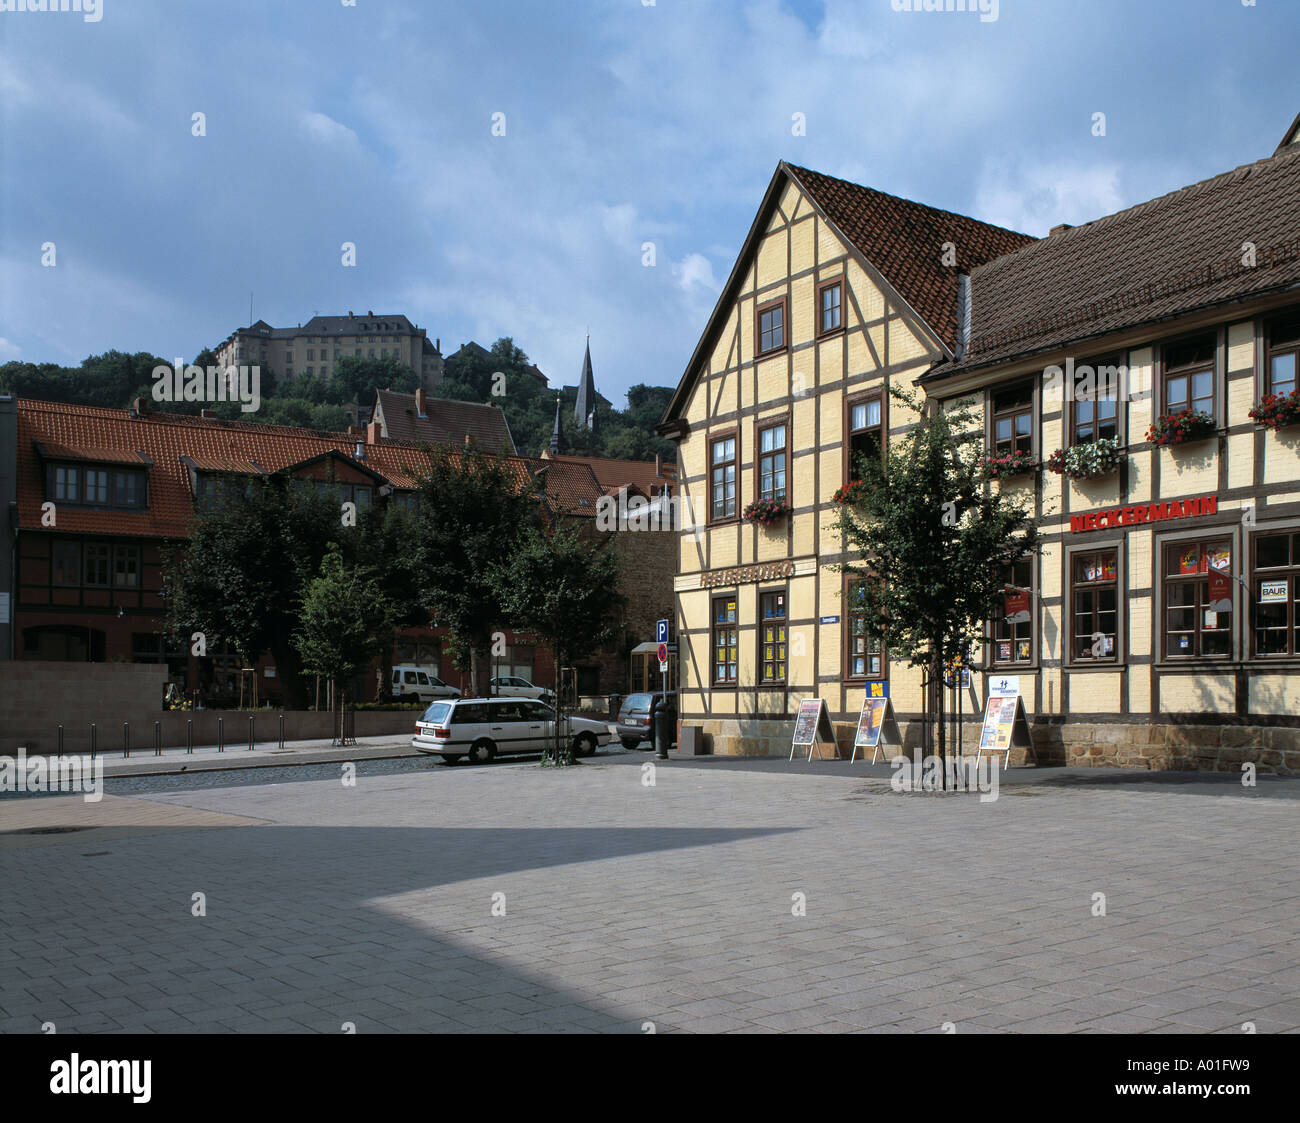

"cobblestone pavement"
[2,759,1297,1034]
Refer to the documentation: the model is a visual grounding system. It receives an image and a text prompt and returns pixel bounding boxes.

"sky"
[1,0,1297,407]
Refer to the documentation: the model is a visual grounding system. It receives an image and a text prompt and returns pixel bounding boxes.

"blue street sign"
[656,619,669,644]
[819,615,840,625]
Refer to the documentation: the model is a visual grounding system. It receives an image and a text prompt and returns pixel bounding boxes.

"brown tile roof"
[374,389,516,454]
[786,163,1037,350]
[926,145,1300,380]
[527,458,604,516]
[15,398,441,539]
[541,452,676,497]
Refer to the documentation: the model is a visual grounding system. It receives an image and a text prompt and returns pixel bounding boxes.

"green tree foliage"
[163,479,347,708]
[0,351,172,409]
[409,445,542,695]
[491,523,625,764]
[293,544,395,736]
[834,389,1038,778]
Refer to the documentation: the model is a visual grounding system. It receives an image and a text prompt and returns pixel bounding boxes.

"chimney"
[1049,223,1073,236]
[435,338,440,353]
[655,452,662,478]
[130,397,148,418]
[355,441,367,461]
[955,273,972,361]
[366,420,381,445]
[200,409,215,419]
[347,425,363,439]
[414,387,426,417]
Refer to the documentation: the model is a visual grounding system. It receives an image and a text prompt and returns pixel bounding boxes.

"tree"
[491,523,625,765]
[833,388,1038,786]
[409,445,542,696]
[293,545,394,740]
[163,478,344,708]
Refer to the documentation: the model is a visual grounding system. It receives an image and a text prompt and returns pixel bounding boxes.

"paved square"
[2,759,1297,1034]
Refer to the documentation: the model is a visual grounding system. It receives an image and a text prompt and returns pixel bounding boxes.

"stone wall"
[686,715,1300,775]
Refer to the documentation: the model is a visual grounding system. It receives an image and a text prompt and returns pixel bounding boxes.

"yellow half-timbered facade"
[661,133,1300,772]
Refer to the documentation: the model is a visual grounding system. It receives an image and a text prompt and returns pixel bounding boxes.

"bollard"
[90,723,97,759]
[278,713,284,750]
[123,721,130,758]
[187,719,193,754]
[248,714,254,751]
[155,721,162,756]
[218,716,224,753]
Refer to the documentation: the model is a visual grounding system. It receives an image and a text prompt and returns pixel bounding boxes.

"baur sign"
[1069,495,1217,534]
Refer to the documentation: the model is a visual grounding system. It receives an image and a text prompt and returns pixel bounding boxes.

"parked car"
[489,676,556,705]
[391,665,460,703]
[413,697,614,763]
[614,691,677,750]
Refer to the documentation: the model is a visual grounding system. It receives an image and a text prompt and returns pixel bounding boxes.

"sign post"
[976,676,1035,772]
[789,698,837,761]
[656,619,669,695]
[850,682,903,764]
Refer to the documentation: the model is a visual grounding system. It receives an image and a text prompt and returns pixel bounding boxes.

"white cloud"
[298,111,360,149]
[973,159,1126,237]
[0,337,22,361]
[672,252,719,297]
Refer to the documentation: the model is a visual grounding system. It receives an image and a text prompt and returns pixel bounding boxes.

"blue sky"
[1,0,1296,406]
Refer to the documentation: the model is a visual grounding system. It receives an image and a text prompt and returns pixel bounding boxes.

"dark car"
[614,691,677,750]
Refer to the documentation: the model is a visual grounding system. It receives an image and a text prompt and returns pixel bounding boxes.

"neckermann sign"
[1069,494,1217,534]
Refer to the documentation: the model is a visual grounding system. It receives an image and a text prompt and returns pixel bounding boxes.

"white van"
[391,665,460,702]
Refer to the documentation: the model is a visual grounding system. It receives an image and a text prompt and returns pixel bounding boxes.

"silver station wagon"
[413,697,614,763]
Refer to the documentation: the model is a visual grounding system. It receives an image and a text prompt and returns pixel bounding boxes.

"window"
[84,542,112,587]
[817,279,843,336]
[1265,310,1300,398]
[1071,358,1120,444]
[307,349,314,360]
[712,596,738,684]
[756,298,786,356]
[368,349,375,358]
[1252,531,1300,656]
[114,545,141,589]
[847,395,882,479]
[994,559,1034,664]
[992,383,1034,456]
[1072,550,1119,661]
[51,465,79,502]
[334,349,341,360]
[759,591,787,683]
[113,471,146,508]
[53,541,80,586]
[305,367,313,377]
[710,435,737,521]
[846,580,884,679]
[757,423,787,503]
[1163,334,1216,419]
[1164,539,1232,658]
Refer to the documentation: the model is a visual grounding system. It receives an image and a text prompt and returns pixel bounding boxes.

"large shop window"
[1164,539,1233,658]
[991,383,1034,455]
[846,581,884,679]
[1266,309,1300,398]
[712,596,738,684]
[759,591,787,683]
[710,435,737,521]
[994,559,1034,664]
[847,396,882,480]
[1252,531,1300,656]
[1162,334,1216,419]
[757,423,788,503]
[1071,550,1119,661]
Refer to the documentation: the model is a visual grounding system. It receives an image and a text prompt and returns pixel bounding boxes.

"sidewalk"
[8,734,423,778]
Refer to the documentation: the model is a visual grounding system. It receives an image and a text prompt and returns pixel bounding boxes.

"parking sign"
[656,619,669,644]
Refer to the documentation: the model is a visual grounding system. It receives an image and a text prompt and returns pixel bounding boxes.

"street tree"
[409,445,541,695]
[833,388,1038,785]
[293,544,394,741]
[491,522,625,765]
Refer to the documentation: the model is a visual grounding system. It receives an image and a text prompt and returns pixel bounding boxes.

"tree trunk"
[934,654,947,791]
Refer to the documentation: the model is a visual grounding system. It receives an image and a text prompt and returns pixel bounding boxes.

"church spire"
[549,396,562,455]
[574,334,597,432]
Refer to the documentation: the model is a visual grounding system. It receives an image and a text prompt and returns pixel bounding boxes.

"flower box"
[832,480,868,505]
[980,449,1039,479]
[1248,390,1300,432]
[1045,436,1124,480]
[1146,408,1216,447]
[742,497,792,525]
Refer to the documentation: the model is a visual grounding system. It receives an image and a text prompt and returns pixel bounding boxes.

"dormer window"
[45,464,147,509]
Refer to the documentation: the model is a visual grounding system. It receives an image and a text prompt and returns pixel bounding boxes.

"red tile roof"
[15,399,440,539]
[374,389,515,454]
[540,452,676,497]
[786,163,1037,350]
